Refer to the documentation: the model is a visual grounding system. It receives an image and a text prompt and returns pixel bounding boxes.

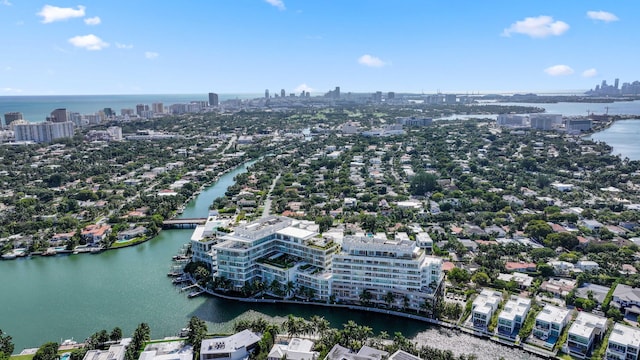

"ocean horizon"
[0,94,262,123]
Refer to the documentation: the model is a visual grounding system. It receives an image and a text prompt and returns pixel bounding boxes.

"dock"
[188,290,204,298]
[162,218,206,229]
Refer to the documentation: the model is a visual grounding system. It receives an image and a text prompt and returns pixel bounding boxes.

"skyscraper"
[152,103,164,114]
[50,108,68,123]
[4,112,23,126]
[208,93,219,107]
[280,89,286,98]
[136,104,148,116]
[265,89,269,99]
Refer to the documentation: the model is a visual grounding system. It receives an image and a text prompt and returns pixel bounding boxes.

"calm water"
[0,160,538,359]
[588,119,640,160]
[0,94,260,123]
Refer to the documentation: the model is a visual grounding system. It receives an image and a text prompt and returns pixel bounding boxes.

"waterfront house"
[565,312,607,359]
[81,224,111,245]
[504,262,537,273]
[324,344,388,360]
[200,330,260,360]
[267,338,318,360]
[388,350,421,360]
[117,226,147,241]
[471,289,503,329]
[83,344,126,360]
[497,296,531,335]
[606,323,640,360]
[533,305,571,346]
[50,231,75,246]
[140,340,193,360]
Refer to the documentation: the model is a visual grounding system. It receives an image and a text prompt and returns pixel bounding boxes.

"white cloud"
[84,16,101,25]
[1,87,23,93]
[68,34,109,51]
[358,54,387,68]
[2,0,12,6]
[294,83,314,93]
[37,5,86,23]
[502,15,569,38]
[265,0,285,10]
[115,42,134,49]
[544,65,574,76]
[145,51,159,59]
[587,11,619,23]
[582,68,598,78]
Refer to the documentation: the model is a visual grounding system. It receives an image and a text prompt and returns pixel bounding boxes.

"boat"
[42,248,57,256]
[90,247,103,254]
[177,328,191,337]
[61,338,77,346]
[1,253,17,260]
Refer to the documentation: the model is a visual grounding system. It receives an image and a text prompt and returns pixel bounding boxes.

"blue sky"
[0,0,637,95]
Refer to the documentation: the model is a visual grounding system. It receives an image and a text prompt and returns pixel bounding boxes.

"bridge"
[162,218,207,229]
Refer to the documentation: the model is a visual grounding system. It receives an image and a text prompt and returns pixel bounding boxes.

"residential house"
[117,226,146,241]
[471,289,503,329]
[83,344,126,360]
[324,344,388,360]
[611,284,640,317]
[533,305,571,346]
[497,296,531,335]
[267,338,317,360]
[566,312,607,359]
[576,260,600,272]
[200,330,260,360]
[81,224,111,245]
[540,278,576,298]
[606,323,640,360]
[497,272,533,290]
[505,262,537,273]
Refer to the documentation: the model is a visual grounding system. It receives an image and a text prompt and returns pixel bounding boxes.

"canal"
[0,161,537,359]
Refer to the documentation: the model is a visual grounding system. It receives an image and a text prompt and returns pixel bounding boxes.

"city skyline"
[0,1,638,95]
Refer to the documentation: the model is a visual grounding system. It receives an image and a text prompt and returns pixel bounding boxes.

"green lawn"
[110,236,148,248]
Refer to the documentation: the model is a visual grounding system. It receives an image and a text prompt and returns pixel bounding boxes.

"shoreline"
[190,284,550,359]
[0,158,256,262]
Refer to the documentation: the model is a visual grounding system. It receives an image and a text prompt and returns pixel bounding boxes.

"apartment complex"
[13,121,74,143]
[331,235,443,311]
[213,216,338,300]
[209,216,443,307]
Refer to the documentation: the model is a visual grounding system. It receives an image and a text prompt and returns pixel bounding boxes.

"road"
[262,173,281,218]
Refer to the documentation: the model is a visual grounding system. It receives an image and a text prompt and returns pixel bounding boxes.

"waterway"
[0,160,540,359]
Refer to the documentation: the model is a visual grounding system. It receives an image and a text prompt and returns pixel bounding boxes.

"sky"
[0,0,638,95]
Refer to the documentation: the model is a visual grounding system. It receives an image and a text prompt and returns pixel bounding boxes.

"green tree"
[186,317,207,360]
[447,268,471,285]
[471,271,490,287]
[544,232,579,250]
[0,329,14,360]
[524,220,553,241]
[110,327,123,342]
[537,263,555,277]
[33,342,59,360]
[409,171,439,196]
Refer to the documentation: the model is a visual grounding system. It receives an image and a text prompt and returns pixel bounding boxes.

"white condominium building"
[331,235,443,312]
[213,216,338,300]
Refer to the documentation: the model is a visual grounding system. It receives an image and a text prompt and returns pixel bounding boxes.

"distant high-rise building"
[14,121,74,143]
[335,86,340,99]
[445,94,457,104]
[615,78,620,89]
[208,93,219,107]
[373,91,382,102]
[265,89,270,99]
[152,103,164,114]
[387,92,395,100]
[135,104,148,116]
[121,108,135,116]
[280,89,286,98]
[4,112,23,126]
[50,108,68,123]
[103,108,115,118]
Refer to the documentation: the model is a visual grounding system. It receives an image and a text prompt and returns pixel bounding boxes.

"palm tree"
[359,289,372,306]
[285,281,295,298]
[384,291,395,308]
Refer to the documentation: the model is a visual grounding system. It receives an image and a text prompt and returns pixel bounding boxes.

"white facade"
[533,304,571,343]
[331,235,443,312]
[471,289,503,329]
[566,312,607,359]
[14,121,74,143]
[267,338,317,360]
[497,296,531,335]
[200,330,260,360]
[606,323,640,360]
[212,216,337,300]
[83,345,126,360]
